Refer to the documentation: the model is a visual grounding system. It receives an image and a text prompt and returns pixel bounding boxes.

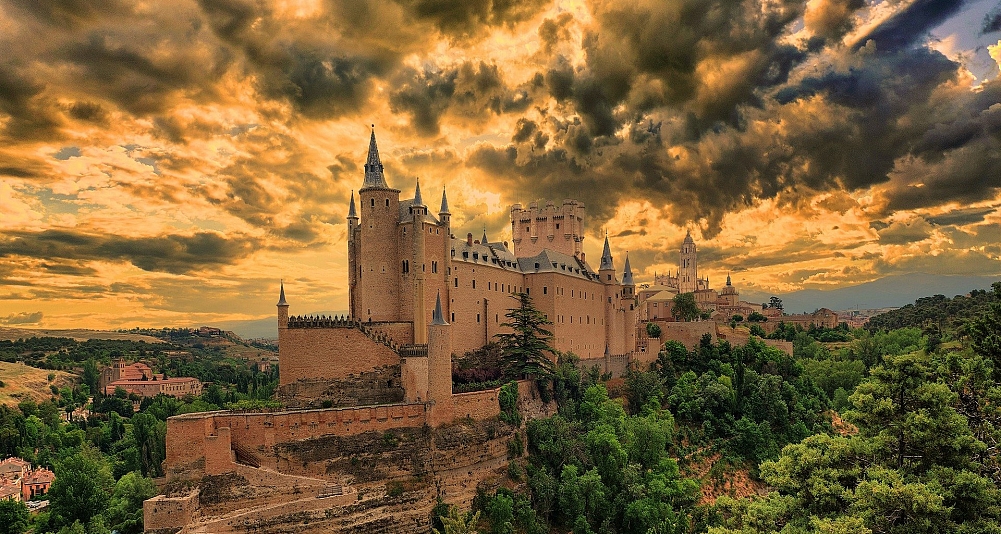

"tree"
[48,449,115,528]
[104,472,158,534]
[432,506,481,534]
[82,359,100,397]
[495,293,556,380]
[0,499,29,534]
[672,293,700,322]
[767,296,783,310]
[646,322,662,339]
[131,412,166,477]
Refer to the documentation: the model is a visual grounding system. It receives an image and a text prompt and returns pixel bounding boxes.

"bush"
[499,381,521,426]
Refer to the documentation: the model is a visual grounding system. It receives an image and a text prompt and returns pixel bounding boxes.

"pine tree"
[495,293,556,380]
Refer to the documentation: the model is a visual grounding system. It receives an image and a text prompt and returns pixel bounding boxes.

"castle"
[276,129,638,410]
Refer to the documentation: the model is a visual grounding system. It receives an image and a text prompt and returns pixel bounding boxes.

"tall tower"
[410,179,428,344]
[347,191,359,319]
[620,254,637,354]
[427,293,454,425]
[357,127,401,322]
[599,235,619,354]
[439,187,451,324]
[679,230,698,293]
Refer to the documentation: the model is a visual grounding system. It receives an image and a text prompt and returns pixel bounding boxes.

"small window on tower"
[371,199,375,207]
[385,199,390,207]
[556,223,560,229]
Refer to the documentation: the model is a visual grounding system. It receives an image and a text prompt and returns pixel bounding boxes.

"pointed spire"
[439,186,449,214]
[277,280,288,306]
[623,253,634,285]
[600,234,613,270]
[683,228,694,245]
[481,226,488,245]
[413,178,424,206]
[431,291,447,325]
[348,190,358,219]
[726,273,731,286]
[362,125,389,190]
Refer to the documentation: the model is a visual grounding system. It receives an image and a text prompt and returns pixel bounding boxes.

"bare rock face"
[277,366,406,409]
[161,418,519,533]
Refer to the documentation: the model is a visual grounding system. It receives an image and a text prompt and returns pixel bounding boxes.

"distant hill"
[757,274,1000,314]
[0,327,161,343]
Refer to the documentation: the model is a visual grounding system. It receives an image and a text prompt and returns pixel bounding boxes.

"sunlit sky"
[1,0,1000,329]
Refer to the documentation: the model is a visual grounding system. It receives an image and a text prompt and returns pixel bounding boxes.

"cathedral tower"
[679,230,698,293]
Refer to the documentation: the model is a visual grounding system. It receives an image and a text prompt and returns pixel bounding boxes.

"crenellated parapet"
[287,314,358,329]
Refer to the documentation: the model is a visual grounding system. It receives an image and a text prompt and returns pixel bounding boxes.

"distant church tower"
[679,230,698,294]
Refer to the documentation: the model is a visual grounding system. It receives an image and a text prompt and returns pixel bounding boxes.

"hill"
[867,282,1001,332]
[0,361,74,406]
[0,327,161,343]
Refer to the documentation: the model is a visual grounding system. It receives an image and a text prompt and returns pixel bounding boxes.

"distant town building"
[99,360,202,398]
[0,458,54,502]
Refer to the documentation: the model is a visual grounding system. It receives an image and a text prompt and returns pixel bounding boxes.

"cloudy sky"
[0,0,1000,329]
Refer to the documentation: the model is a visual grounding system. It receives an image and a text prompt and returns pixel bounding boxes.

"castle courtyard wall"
[279,327,401,386]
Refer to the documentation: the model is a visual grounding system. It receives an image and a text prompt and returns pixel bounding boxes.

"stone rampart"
[279,325,401,386]
[276,365,404,409]
[144,489,199,533]
[164,403,428,480]
[452,389,501,420]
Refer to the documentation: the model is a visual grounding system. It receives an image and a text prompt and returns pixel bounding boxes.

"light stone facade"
[278,129,638,412]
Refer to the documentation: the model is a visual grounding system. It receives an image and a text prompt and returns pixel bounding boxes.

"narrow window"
[476,313,480,323]
[451,312,455,321]
[370,198,375,207]
[472,280,476,289]
[385,199,389,206]
[543,286,548,295]
[454,278,458,287]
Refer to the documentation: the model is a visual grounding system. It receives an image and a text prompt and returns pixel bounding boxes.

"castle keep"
[277,129,638,409]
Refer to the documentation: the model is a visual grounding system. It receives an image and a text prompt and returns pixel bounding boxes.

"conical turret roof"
[348,190,357,219]
[481,227,489,245]
[413,178,424,206]
[599,234,614,270]
[623,253,634,285]
[439,187,450,214]
[361,126,389,190]
[277,281,288,306]
[432,291,447,325]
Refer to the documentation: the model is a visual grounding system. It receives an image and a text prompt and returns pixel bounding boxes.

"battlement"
[398,344,428,358]
[287,314,357,328]
[510,198,586,258]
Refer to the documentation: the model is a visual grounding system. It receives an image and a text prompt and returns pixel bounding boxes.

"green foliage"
[48,449,116,529]
[130,413,166,477]
[747,311,767,323]
[646,322,662,338]
[104,472,157,534]
[672,293,700,322]
[432,505,481,534]
[499,381,521,426]
[868,282,1001,333]
[0,499,29,534]
[495,293,556,380]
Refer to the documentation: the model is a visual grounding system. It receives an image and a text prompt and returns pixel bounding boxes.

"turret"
[427,292,454,425]
[277,281,289,330]
[439,187,450,226]
[347,191,359,318]
[411,178,427,343]
[599,234,616,283]
[357,126,401,322]
[622,253,635,294]
[679,229,698,293]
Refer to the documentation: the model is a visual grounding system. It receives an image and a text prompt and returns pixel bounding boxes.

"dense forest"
[443,286,1001,534]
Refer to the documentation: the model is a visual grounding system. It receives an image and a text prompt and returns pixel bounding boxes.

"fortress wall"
[452,388,501,420]
[449,261,525,355]
[144,490,199,533]
[279,327,400,386]
[525,271,609,360]
[164,403,429,479]
[276,365,404,409]
[660,321,716,351]
[364,321,413,346]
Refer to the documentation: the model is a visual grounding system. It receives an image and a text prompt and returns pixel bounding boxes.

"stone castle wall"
[279,326,401,386]
[452,389,502,421]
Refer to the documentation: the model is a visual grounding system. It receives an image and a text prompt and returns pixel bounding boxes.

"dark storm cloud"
[390,61,533,137]
[391,0,549,40]
[926,207,996,226]
[0,229,259,274]
[0,311,44,325]
[0,62,63,141]
[805,0,865,42]
[876,219,934,245]
[853,0,969,52]
[4,0,130,29]
[984,4,1001,34]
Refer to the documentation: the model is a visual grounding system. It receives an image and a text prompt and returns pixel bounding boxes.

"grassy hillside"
[0,361,74,406]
